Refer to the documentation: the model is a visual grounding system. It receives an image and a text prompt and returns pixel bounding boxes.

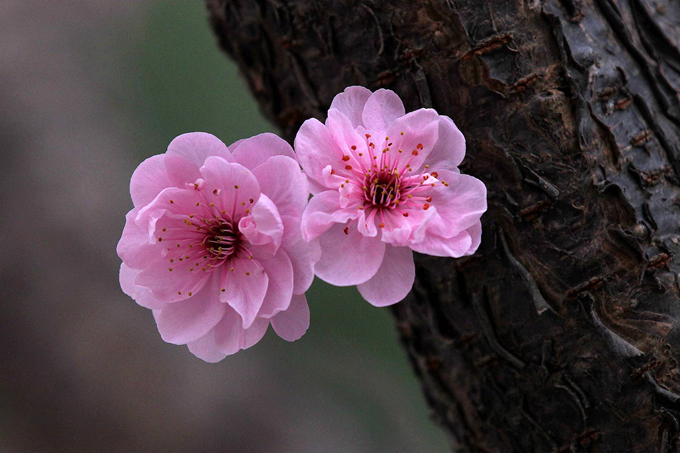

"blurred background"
[0,1,447,452]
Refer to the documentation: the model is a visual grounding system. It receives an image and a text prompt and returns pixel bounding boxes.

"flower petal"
[251,155,309,217]
[220,258,269,329]
[214,309,269,355]
[117,208,162,269]
[230,133,297,171]
[130,154,171,208]
[301,190,359,242]
[410,229,473,257]
[281,215,321,294]
[315,222,386,286]
[165,132,232,187]
[239,194,283,255]
[329,86,372,128]
[357,245,415,307]
[464,221,482,256]
[426,115,466,172]
[385,109,440,171]
[271,294,310,341]
[119,263,167,310]
[186,330,227,363]
[199,157,261,218]
[256,249,294,318]
[428,171,487,238]
[153,277,226,345]
[361,89,406,132]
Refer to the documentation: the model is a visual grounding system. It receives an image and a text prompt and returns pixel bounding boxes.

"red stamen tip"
[416,143,423,150]
[351,145,357,150]
[365,134,371,138]
[423,203,430,210]
[330,169,336,175]
[403,213,409,217]
[412,150,419,156]
[343,227,349,235]
[379,222,385,228]
[426,196,433,202]
[342,155,350,161]
[431,171,439,178]
[345,165,353,170]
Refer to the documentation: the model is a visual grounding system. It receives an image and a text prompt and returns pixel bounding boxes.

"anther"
[158,237,163,242]
[403,213,409,217]
[343,227,349,235]
[342,155,350,161]
[379,222,385,228]
[423,203,430,210]
[170,200,174,204]
[188,292,192,296]
[351,145,357,150]
[412,150,419,156]
[416,143,423,150]
[431,172,439,178]
[234,185,239,189]
[345,165,352,170]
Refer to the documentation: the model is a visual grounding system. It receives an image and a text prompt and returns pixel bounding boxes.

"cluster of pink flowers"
[118,87,486,362]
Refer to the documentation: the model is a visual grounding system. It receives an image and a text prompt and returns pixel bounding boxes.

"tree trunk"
[207,0,680,451]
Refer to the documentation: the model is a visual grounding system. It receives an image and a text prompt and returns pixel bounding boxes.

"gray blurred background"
[0,1,447,452]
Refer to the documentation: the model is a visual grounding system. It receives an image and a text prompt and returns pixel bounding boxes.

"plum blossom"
[117,132,320,362]
[295,86,487,307]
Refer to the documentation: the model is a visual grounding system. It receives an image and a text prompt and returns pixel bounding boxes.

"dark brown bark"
[207,0,680,451]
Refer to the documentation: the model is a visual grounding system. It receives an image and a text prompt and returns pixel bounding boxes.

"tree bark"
[207,0,680,451]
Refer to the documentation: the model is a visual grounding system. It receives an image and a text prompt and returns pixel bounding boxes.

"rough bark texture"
[207,0,680,451]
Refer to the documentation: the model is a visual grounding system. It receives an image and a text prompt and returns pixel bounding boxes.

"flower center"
[363,170,401,209]
[204,221,242,259]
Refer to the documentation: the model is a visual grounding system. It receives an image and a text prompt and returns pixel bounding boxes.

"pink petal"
[357,245,415,307]
[410,229,473,257]
[230,132,297,171]
[329,86,372,128]
[119,263,167,310]
[326,109,371,176]
[165,132,232,187]
[251,155,309,217]
[187,307,269,360]
[186,329,227,363]
[239,194,283,255]
[117,208,162,269]
[428,171,487,238]
[361,89,406,132]
[315,222,386,286]
[214,309,269,355]
[385,109,440,171]
[153,277,227,345]
[294,118,345,193]
[220,258,269,329]
[301,190,359,242]
[256,249,294,318]
[281,214,321,294]
[130,154,171,208]
[199,157,261,218]
[425,116,466,172]
[271,294,310,341]
[464,221,483,256]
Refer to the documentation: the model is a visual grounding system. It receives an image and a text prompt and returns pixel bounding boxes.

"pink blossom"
[295,87,487,307]
[117,132,320,362]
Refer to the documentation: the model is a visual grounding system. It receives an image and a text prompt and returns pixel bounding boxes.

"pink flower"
[117,132,320,362]
[295,87,487,307]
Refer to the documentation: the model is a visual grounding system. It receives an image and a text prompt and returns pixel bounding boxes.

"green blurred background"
[0,1,447,451]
